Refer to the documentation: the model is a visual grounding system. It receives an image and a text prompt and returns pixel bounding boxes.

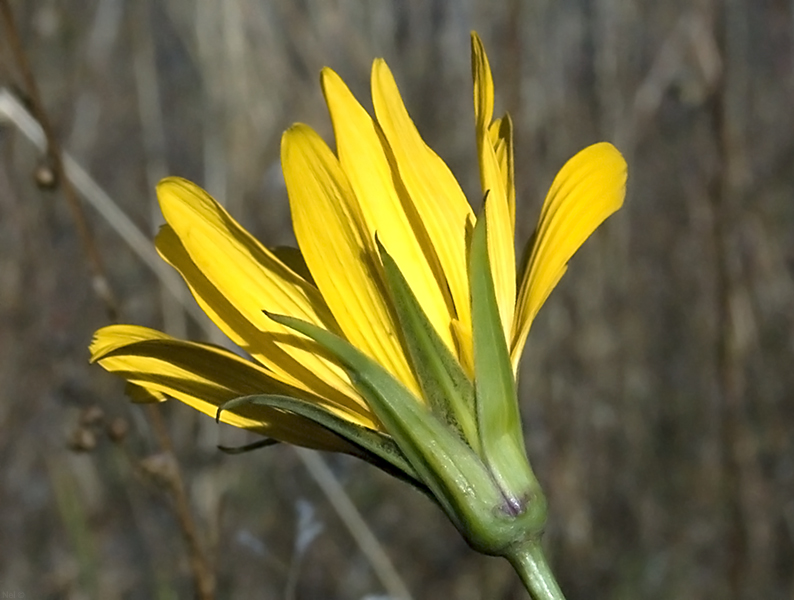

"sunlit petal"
[321,67,457,353]
[155,178,365,408]
[281,123,420,396]
[472,33,516,227]
[472,32,516,342]
[488,115,516,229]
[512,143,627,367]
[155,225,372,423]
[371,59,475,369]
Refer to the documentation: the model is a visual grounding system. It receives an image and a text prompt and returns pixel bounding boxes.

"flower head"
[91,32,626,591]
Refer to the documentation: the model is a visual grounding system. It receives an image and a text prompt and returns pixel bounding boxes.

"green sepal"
[265,312,526,552]
[217,438,279,455]
[376,237,479,452]
[216,394,426,491]
[470,202,543,516]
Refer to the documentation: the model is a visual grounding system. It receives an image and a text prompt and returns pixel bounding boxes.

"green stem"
[506,539,566,600]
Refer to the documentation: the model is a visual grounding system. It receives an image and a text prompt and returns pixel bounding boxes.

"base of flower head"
[461,482,548,557]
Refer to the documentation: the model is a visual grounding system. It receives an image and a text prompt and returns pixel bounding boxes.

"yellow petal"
[472,33,516,228]
[155,177,364,407]
[90,325,362,451]
[281,123,420,396]
[511,143,627,367]
[471,32,516,225]
[483,177,516,341]
[472,32,516,340]
[320,67,456,353]
[471,32,495,135]
[371,59,475,365]
[155,225,371,422]
[488,115,516,229]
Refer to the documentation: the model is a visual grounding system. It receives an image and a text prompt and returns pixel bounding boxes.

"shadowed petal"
[472,33,516,340]
[90,325,364,451]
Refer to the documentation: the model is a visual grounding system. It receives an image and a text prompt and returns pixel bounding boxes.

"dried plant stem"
[296,448,414,600]
[131,0,188,340]
[0,88,206,324]
[0,0,118,321]
[708,2,760,596]
[0,5,214,596]
[147,405,216,600]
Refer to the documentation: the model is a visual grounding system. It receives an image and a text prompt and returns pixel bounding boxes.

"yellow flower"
[90,32,626,592]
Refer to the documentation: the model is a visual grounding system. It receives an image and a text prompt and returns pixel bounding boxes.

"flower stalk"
[507,540,566,600]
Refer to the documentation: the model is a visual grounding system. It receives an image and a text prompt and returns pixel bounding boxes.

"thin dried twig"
[624,11,721,155]
[0,5,215,596]
[0,88,206,325]
[146,404,216,600]
[131,0,188,339]
[0,0,119,321]
[0,89,218,600]
[296,448,414,600]
[707,2,766,595]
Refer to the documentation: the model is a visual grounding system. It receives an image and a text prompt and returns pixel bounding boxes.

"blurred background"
[1,0,793,598]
